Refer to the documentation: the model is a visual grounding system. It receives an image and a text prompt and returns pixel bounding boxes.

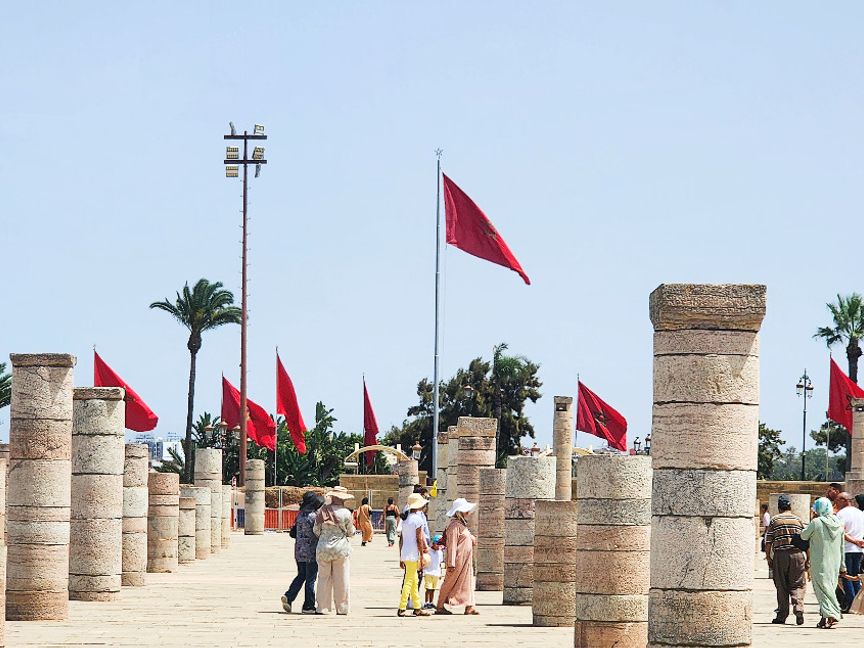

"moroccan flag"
[827,357,864,432]
[442,173,530,285]
[276,354,307,455]
[575,380,627,452]
[93,351,158,432]
[363,379,379,465]
[221,377,276,451]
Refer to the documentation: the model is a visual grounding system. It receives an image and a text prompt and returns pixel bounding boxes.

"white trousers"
[316,556,350,614]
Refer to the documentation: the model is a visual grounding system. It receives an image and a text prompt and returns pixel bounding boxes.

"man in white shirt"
[835,492,864,612]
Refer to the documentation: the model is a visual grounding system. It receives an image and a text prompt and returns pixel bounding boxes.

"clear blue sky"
[3,3,863,456]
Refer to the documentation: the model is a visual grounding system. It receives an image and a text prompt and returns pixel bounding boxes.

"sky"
[2,3,863,460]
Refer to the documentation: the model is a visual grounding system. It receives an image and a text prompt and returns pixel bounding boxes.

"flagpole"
[432,148,443,482]
[575,373,580,450]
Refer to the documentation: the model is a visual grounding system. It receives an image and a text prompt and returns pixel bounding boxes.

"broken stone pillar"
[553,397,574,501]
[846,398,864,496]
[648,283,765,648]
[477,468,506,591]
[244,459,265,535]
[456,417,497,538]
[768,493,810,523]
[178,496,196,564]
[7,353,75,621]
[533,499,578,627]
[122,444,149,586]
[575,455,651,646]
[396,459,419,512]
[194,448,223,552]
[221,485,232,546]
[181,485,210,559]
[147,472,179,573]
[503,455,556,605]
[70,387,125,601]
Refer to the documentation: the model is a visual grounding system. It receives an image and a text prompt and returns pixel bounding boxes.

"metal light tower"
[796,370,814,481]
[224,122,267,485]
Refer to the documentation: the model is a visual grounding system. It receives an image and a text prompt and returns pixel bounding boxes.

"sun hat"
[324,486,355,501]
[407,492,429,510]
[446,497,477,518]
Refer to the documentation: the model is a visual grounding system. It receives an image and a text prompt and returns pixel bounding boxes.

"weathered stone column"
[244,459,265,535]
[221,485,232,546]
[553,396,574,501]
[533,499,578,626]
[0,455,7,644]
[477,468,506,591]
[122,444,149,586]
[768,493,810,522]
[648,283,765,648]
[178,496,196,564]
[447,425,459,510]
[70,387,125,601]
[7,353,75,621]
[575,455,651,646]
[147,472,179,573]
[428,430,450,535]
[181,485,210,559]
[396,459,419,511]
[194,448,223,552]
[846,398,864,496]
[503,455,556,605]
[456,417,497,539]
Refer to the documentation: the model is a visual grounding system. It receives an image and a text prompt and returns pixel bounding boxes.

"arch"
[344,444,411,463]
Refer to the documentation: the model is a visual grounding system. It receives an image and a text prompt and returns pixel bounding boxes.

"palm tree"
[814,292,864,470]
[0,362,10,409]
[150,279,241,482]
[488,343,542,464]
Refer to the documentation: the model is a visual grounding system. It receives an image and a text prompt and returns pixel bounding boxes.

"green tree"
[757,422,785,479]
[0,362,10,409]
[150,279,241,483]
[810,419,848,454]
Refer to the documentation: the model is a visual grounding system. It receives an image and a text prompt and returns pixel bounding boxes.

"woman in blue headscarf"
[800,497,845,628]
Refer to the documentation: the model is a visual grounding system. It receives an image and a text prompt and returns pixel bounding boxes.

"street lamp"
[218,420,228,448]
[412,441,422,462]
[644,433,651,456]
[796,370,814,481]
[633,436,642,454]
[224,122,268,486]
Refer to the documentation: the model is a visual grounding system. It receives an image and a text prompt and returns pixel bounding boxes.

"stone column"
[396,459,419,511]
[456,417,497,538]
[0,455,6,644]
[178,496,196,564]
[122,444,149,586]
[648,283,765,648]
[429,430,450,535]
[503,455,556,605]
[194,448,223,552]
[553,396,574,501]
[477,467,506,591]
[846,398,864,496]
[447,425,459,510]
[70,387,125,601]
[222,485,232,546]
[768,493,810,523]
[7,353,75,621]
[244,459,265,535]
[147,472,179,573]
[181,485,211,559]
[533,499,578,627]
[575,455,651,646]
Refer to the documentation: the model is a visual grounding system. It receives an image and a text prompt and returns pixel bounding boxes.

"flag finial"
[435,148,443,160]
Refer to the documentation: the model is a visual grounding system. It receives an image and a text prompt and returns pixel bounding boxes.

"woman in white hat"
[436,497,479,615]
[313,486,356,615]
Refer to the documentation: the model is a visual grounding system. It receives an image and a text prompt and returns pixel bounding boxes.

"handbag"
[850,585,864,615]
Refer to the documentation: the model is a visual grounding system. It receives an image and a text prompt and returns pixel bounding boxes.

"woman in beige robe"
[357,497,374,545]
[436,498,478,615]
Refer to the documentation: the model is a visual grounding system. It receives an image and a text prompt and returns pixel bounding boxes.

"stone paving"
[7,531,864,647]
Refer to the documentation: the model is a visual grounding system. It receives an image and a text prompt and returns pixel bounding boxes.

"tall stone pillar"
[533,499,578,627]
[70,387,125,601]
[456,417,497,538]
[194,448,223,552]
[648,283,765,648]
[7,353,75,621]
[477,468,506,591]
[575,455,651,646]
[429,430,450,535]
[846,398,864,496]
[178,496,196,564]
[221,485,232,546]
[447,425,459,510]
[147,472,179,573]
[553,396,574,501]
[244,459,265,535]
[503,455,556,605]
[181,485,211,559]
[396,459,419,511]
[0,455,6,644]
[122,444,149,586]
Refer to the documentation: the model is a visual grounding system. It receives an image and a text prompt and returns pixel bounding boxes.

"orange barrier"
[264,508,298,530]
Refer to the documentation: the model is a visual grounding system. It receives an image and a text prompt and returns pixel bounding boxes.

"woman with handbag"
[800,497,845,628]
[435,498,478,616]
[281,491,325,614]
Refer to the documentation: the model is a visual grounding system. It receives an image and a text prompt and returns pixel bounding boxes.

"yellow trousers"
[399,560,421,611]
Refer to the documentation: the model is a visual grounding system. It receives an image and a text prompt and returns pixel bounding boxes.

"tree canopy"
[0,362,10,409]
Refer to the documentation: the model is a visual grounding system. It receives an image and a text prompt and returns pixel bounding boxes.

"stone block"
[7,459,71,507]
[653,330,759,356]
[575,621,647,648]
[576,524,650,552]
[575,551,649,595]
[9,359,75,420]
[72,435,125,475]
[652,469,755,517]
[653,353,759,405]
[648,589,751,647]
[71,474,123,519]
[502,586,532,605]
[648,284,766,332]
[576,593,647,623]
[504,456,556,499]
[7,419,72,460]
[576,455,652,501]
[577,499,650,526]
[504,519,536,545]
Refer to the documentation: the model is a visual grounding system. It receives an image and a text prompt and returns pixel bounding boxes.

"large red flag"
[363,379,379,465]
[827,357,864,432]
[276,355,307,455]
[575,380,627,452]
[442,173,531,285]
[221,376,276,451]
[93,352,158,432]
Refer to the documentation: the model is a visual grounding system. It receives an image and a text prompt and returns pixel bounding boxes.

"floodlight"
[229,121,236,136]
[252,146,264,160]
[226,165,239,178]
[254,124,265,135]
[254,164,261,178]
[226,146,239,160]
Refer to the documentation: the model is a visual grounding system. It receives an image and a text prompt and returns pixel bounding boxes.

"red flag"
[576,380,627,452]
[276,355,307,455]
[827,357,864,432]
[442,173,530,285]
[221,377,276,451]
[363,379,379,465]
[94,352,158,432]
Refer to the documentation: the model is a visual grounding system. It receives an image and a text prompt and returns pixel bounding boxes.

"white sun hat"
[446,497,477,518]
[406,492,429,510]
[324,486,355,501]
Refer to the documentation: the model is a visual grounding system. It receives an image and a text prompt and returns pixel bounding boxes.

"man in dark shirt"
[764,494,806,625]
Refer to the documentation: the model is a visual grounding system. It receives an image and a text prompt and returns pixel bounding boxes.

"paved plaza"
[7,531,864,647]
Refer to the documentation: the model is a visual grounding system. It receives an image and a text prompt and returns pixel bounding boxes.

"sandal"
[826,617,838,628]
[464,608,480,615]
[435,608,453,615]
[397,609,407,617]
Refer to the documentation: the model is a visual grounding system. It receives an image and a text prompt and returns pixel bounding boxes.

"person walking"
[384,498,399,547]
[314,486,355,615]
[436,498,478,616]
[800,497,845,628]
[397,493,433,617]
[764,494,806,625]
[357,497,374,546]
[282,491,325,614]
[835,492,864,612]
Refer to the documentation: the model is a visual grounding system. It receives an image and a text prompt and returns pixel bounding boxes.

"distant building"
[134,432,185,464]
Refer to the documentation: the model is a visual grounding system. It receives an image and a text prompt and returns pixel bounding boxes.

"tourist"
[760,502,770,553]
[313,486,355,615]
[763,494,806,625]
[800,497,845,628]
[835,492,864,612]
[281,491,325,614]
[397,492,433,617]
[357,497,374,546]
[423,534,444,609]
[436,498,478,616]
[826,483,843,511]
[384,498,400,547]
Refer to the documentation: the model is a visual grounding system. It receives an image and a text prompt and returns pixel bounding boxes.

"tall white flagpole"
[432,149,443,481]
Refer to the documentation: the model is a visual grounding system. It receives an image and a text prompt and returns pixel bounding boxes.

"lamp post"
[633,436,642,454]
[796,370,814,481]
[224,122,267,486]
[644,433,651,456]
